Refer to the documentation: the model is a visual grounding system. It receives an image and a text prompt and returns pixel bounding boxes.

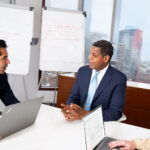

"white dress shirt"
[91,64,109,88]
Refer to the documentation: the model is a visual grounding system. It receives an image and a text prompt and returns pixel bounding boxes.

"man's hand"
[61,103,89,121]
[61,103,72,119]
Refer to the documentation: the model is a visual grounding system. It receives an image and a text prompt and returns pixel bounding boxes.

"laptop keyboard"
[94,137,119,150]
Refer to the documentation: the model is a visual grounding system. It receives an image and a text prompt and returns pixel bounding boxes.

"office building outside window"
[113,0,150,85]
[83,0,150,86]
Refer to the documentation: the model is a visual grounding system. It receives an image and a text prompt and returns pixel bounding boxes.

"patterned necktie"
[85,71,99,111]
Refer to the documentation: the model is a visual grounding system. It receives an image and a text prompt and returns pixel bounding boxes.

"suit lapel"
[92,66,113,101]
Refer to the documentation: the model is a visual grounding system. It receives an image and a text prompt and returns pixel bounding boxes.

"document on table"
[83,106,105,150]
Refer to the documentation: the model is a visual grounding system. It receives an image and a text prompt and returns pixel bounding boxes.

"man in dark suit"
[61,40,127,121]
[0,40,19,106]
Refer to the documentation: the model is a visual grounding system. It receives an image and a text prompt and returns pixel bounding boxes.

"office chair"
[117,113,127,122]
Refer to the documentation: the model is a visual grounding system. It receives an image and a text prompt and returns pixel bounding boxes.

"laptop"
[0,97,43,139]
[83,105,121,150]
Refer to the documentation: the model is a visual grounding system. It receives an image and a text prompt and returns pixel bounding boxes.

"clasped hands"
[61,103,89,121]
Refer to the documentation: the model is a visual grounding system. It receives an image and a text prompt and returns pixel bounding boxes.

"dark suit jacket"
[67,65,127,121]
[0,73,19,106]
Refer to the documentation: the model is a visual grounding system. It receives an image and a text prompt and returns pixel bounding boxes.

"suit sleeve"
[1,74,20,106]
[103,75,127,121]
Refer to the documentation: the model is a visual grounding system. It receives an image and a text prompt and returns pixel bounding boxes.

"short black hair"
[0,40,7,55]
[92,40,113,61]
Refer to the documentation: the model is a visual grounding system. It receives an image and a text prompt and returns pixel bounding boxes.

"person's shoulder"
[110,66,127,80]
[0,73,7,79]
[0,73,7,84]
[78,65,91,73]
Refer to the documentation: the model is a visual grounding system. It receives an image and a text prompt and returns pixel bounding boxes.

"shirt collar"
[93,64,109,75]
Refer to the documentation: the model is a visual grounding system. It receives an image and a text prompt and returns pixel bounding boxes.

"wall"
[0,0,10,4]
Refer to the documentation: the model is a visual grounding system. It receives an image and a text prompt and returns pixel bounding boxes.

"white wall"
[0,0,10,4]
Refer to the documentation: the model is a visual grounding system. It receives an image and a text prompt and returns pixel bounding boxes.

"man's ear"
[104,55,110,63]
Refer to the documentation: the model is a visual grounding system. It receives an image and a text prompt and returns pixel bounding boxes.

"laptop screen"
[0,97,43,139]
[82,106,105,150]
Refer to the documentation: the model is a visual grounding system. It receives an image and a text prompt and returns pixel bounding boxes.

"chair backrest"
[117,113,127,122]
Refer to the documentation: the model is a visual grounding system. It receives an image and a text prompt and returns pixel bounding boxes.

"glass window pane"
[83,0,114,63]
[113,0,150,85]
[45,0,78,10]
[90,0,113,40]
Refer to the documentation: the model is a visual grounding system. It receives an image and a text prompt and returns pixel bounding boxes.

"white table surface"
[0,104,149,150]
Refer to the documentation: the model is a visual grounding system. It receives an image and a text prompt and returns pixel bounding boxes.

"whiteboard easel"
[0,4,34,75]
[39,7,85,105]
[39,7,85,72]
[0,4,35,100]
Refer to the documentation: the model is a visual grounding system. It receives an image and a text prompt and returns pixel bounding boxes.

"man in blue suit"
[61,40,127,121]
[0,40,19,106]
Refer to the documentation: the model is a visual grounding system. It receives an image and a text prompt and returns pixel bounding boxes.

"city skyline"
[89,29,150,84]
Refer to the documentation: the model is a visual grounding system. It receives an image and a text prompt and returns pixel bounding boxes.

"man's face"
[88,46,110,71]
[0,48,10,74]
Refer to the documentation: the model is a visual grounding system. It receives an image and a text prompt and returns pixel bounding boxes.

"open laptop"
[83,105,121,150]
[0,97,43,139]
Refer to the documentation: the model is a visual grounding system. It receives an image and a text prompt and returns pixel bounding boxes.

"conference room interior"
[0,0,150,145]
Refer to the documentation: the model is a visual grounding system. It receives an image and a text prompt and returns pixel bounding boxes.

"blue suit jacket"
[0,73,19,106]
[67,65,127,121]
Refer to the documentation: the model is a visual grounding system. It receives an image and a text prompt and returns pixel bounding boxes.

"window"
[45,0,78,10]
[83,0,150,87]
[83,0,114,64]
[113,0,150,85]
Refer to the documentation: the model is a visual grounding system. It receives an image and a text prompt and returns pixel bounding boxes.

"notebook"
[0,97,43,139]
[82,105,121,150]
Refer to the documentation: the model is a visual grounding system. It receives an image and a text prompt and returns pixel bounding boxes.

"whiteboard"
[0,5,34,75]
[39,8,85,72]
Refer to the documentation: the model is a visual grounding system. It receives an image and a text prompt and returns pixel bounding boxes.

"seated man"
[0,40,19,106]
[61,40,127,121]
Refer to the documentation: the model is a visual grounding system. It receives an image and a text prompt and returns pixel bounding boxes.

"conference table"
[0,104,150,150]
